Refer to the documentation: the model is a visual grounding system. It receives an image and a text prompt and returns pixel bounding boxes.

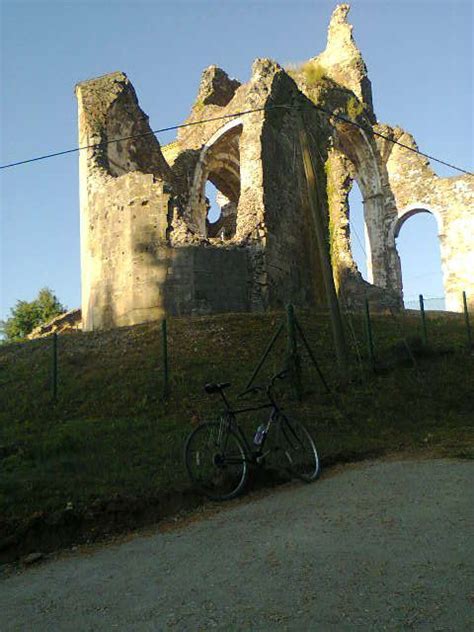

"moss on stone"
[193,99,205,112]
[346,95,365,121]
[324,156,346,291]
[302,61,326,86]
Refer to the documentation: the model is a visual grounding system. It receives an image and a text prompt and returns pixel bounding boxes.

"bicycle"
[184,370,320,501]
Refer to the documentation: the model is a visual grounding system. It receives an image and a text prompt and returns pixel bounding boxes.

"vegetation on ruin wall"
[0,311,473,553]
[193,98,205,112]
[284,64,368,281]
[286,61,327,87]
[346,95,365,121]
[323,158,342,284]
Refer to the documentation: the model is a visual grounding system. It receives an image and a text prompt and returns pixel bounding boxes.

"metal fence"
[0,291,471,410]
[404,296,445,311]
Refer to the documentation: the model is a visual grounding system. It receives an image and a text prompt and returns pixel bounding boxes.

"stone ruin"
[76,3,473,331]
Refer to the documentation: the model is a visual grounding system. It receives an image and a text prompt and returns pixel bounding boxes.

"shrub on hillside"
[1,288,65,342]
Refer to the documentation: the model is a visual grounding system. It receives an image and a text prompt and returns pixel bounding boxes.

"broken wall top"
[76,71,174,186]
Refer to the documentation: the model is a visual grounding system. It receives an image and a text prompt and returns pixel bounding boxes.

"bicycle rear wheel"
[278,416,320,482]
[184,421,249,501]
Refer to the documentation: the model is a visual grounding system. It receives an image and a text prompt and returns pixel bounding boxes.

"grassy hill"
[0,309,473,562]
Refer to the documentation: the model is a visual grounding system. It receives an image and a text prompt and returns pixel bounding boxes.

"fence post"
[162,319,169,399]
[365,298,375,371]
[51,332,58,402]
[462,291,472,349]
[294,316,331,393]
[286,304,302,400]
[419,294,427,345]
[245,322,284,389]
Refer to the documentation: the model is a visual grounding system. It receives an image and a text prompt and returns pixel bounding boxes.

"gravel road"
[1,458,473,631]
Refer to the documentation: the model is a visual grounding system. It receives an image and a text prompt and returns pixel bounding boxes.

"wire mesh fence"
[404,296,446,311]
[0,291,472,538]
[0,292,471,419]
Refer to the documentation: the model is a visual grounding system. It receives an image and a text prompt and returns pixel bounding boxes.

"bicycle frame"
[215,386,283,462]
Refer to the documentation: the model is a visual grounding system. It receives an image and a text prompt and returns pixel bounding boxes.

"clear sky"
[1,0,472,321]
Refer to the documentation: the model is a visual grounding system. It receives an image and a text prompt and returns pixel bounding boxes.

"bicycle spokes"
[184,421,249,500]
[279,417,320,482]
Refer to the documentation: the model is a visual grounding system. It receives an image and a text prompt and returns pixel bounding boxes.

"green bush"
[0,287,65,342]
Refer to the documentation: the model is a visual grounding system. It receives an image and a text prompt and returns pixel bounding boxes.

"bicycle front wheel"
[184,421,249,501]
[278,416,320,482]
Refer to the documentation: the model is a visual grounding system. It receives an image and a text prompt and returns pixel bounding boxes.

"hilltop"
[0,310,473,563]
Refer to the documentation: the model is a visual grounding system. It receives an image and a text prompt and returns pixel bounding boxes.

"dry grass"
[285,61,326,86]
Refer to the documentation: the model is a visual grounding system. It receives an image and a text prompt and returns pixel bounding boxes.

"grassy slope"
[0,310,473,554]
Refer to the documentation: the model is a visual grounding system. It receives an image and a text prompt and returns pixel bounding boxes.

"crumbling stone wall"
[27,309,82,339]
[76,4,473,330]
[376,126,473,311]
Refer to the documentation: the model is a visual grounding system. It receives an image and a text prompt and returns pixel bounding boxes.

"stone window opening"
[205,180,238,241]
[189,121,243,239]
[394,208,444,309]
[334,122,385,287]
[348,179,370,281]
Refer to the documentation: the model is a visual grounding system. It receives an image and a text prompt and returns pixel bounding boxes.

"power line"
[1,102,472,175]
[0,106,273,170]
[312,104,473,176]
[349,218,368,259]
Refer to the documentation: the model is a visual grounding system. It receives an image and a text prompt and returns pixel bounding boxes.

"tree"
[0,288,66,342]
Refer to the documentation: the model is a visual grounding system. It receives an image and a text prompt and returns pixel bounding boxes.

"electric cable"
[1,103,472,175]
[311,103,473,176]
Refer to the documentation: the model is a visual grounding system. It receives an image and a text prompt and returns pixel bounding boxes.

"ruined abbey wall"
[77,4,473,331]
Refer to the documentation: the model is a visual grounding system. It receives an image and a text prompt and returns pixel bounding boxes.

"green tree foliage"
[1,288,65,342]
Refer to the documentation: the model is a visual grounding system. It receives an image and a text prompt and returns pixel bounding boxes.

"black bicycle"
[184,370,320,501]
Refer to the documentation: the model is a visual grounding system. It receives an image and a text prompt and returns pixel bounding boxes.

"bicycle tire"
[184,421,249,501]
[278,416,320,482]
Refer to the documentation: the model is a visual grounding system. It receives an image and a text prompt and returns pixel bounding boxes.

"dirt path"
[1,458,473,631]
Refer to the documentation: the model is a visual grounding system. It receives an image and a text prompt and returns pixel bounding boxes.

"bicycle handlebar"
[237,369,288,399]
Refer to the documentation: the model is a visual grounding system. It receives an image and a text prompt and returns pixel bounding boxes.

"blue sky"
[1,0,472,320]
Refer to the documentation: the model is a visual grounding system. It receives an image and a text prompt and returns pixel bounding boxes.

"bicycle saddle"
[204,382,231,394]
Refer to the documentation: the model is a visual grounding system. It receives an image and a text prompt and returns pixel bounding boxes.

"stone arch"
[389,204,445,305]
[346,177,369,279]
[187,119,243,236]
[333,120,391,287]
[334,120,382,198]
[390,203,444,242]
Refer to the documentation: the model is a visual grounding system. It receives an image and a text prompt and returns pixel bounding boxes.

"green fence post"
[162,319,169,399]
[365,298,375,371]
[245,322,284,389]
[419,294,427,345]
[294,316,331,393]
[286,304,302,400]
[52,332,58,402]
[463,291,472,350]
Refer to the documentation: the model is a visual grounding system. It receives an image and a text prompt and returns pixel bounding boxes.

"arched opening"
[205,182,221,223]
[348,179,369,280]
[190,121,242,238]
[204,168,239,240]
[333,120,393,288]
[395,209,445,309]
